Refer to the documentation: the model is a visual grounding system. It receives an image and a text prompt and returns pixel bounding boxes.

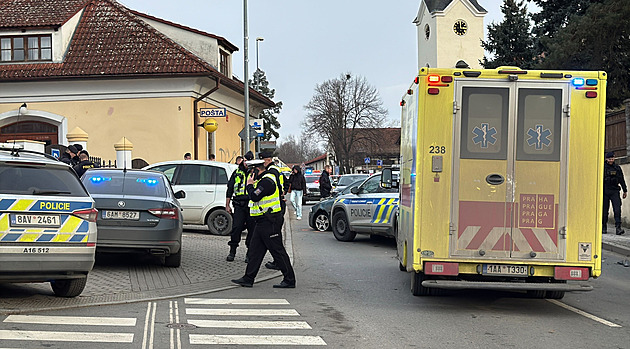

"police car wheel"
[314,212,330,231]
[50,276,88,297]
[332,211,356,242]
[206,209,233,236]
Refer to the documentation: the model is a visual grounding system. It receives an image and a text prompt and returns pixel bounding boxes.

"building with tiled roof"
[0,0,274,163]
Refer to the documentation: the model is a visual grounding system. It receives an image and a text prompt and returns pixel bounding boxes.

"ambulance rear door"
[450,79,568,261]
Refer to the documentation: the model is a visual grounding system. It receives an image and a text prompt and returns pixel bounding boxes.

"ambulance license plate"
[103,210,139,220]
[10,214,61,227]
[483,264,528,277]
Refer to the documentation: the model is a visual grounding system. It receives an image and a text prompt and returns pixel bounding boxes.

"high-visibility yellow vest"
[250,172,282,216]
[233,169,246,196]
[268,164,284,194]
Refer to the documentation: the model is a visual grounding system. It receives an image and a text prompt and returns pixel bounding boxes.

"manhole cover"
[167,323,197,329]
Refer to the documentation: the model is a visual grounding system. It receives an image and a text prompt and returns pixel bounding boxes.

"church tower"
[415,0,487,69]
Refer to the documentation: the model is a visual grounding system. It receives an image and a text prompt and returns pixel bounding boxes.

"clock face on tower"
[453,19,468,36]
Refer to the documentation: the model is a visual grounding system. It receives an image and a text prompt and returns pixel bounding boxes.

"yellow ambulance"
[389,67,605,298]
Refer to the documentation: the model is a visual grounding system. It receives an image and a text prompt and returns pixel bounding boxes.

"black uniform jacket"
[604,162,628,192]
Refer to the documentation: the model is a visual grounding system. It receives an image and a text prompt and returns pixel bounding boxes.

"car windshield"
[0,164,89,196]
[83,172,167,197]
[305,176,319,183]
[338,175,367,186]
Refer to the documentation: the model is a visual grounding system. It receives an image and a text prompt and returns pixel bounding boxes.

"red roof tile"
[0,0,274,107]
[0,0,89,28]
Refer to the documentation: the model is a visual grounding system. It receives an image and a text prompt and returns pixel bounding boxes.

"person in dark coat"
[225,151,255,261]
[60,145,79,166]
[73,150,95,178]
[319,165,333,198]
[287,165,307,219]
[603,151,627,235]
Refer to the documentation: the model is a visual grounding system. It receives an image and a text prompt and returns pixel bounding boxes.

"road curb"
[602,241,630,257]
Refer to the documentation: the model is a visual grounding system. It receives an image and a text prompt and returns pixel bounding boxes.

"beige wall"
[0,96,248,166]
[435,1,485,69]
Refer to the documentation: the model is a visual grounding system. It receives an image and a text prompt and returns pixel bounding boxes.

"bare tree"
[303,73,386,174]
[277,132,322,164]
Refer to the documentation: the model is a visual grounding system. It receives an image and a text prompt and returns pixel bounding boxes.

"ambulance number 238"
[429,145,446,154]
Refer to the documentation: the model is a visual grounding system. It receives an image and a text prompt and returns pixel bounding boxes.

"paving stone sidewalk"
[0,215,293,314]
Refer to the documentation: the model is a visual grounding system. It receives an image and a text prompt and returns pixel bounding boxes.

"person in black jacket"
[319,165,332,198]
[287,165,307,220]
[60,145,79,166]
[225,151,255,261]
[73,150,95,178]
[231,159,296,289]
[603,152,627,235]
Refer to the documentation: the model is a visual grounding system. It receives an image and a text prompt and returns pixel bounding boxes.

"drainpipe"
[193,78,221,160]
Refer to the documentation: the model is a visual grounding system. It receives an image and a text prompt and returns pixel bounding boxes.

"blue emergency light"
[137,178,159,186]
[89,176,111,183]
[572,78,585,87]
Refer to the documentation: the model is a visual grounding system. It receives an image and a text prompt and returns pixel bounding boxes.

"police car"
[0,144,97,297]
[330,172,399,242]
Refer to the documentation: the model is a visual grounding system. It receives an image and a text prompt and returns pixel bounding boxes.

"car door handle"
[206,190,214,192]
[486,174,505,185]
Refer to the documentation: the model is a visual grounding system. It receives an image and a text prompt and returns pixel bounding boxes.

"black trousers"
[243,214,295,284]
[228,202,253,249]
[603,189,622,227]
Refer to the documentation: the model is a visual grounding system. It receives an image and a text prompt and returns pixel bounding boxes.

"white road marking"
[0,330,133,343]
[188,319,312,329]
[189,334,327,346]
[547,299,623,328]
[169,301,182,349]
[149,302,157,349]
[3,315,136,326]
[185,298,290,305]
[142,302,157,349]
[186,309,300,316]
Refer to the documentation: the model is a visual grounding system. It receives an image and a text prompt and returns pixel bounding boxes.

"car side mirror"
[381,169,393,189]
[351,187,359,194]
[174,190,186,199]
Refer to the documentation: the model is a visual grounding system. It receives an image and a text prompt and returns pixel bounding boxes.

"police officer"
[260,150,285,270]
[231,159,296,288]
[225,151,255,261]
[603,151,627,235]
[73,150,95,178]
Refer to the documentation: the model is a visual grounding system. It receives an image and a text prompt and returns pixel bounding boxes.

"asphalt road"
[1,203,629,348]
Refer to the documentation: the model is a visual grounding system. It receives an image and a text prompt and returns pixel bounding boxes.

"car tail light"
[149,208,179,219]
[73,208,98,222]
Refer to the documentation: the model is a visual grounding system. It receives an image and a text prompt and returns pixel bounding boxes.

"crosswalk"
[182,298,327,346]
[0,297,326,347]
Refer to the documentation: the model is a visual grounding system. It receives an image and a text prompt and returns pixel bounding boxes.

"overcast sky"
[119,0,539,144]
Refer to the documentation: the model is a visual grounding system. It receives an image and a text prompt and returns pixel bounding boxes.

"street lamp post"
[243,0,250,151]
[255,37,264,70]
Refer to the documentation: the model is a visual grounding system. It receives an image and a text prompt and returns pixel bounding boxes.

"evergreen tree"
[250,68,282,140]
[481,0,537,69]
[539,0,630,108]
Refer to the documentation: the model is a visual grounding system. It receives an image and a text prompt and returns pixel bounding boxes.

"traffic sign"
[238,126,259,142]
[51,148,60,159]
[364,157,371,164]
[377,159,383,166]
[249,118,264,137]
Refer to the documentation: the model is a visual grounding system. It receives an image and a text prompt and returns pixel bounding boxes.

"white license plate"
[10,214,61,227]
[483,264,528,276]
[102,210,139,220]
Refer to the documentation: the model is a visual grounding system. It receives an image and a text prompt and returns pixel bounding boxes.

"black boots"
[616,225,625,235]
[226,247,237,261]
[603,225,608,234]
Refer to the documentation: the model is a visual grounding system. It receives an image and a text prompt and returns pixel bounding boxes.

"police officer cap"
[259,150,274,159]
[246,159,265,168]
[244,151,254,161]
[606,151,615,159]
